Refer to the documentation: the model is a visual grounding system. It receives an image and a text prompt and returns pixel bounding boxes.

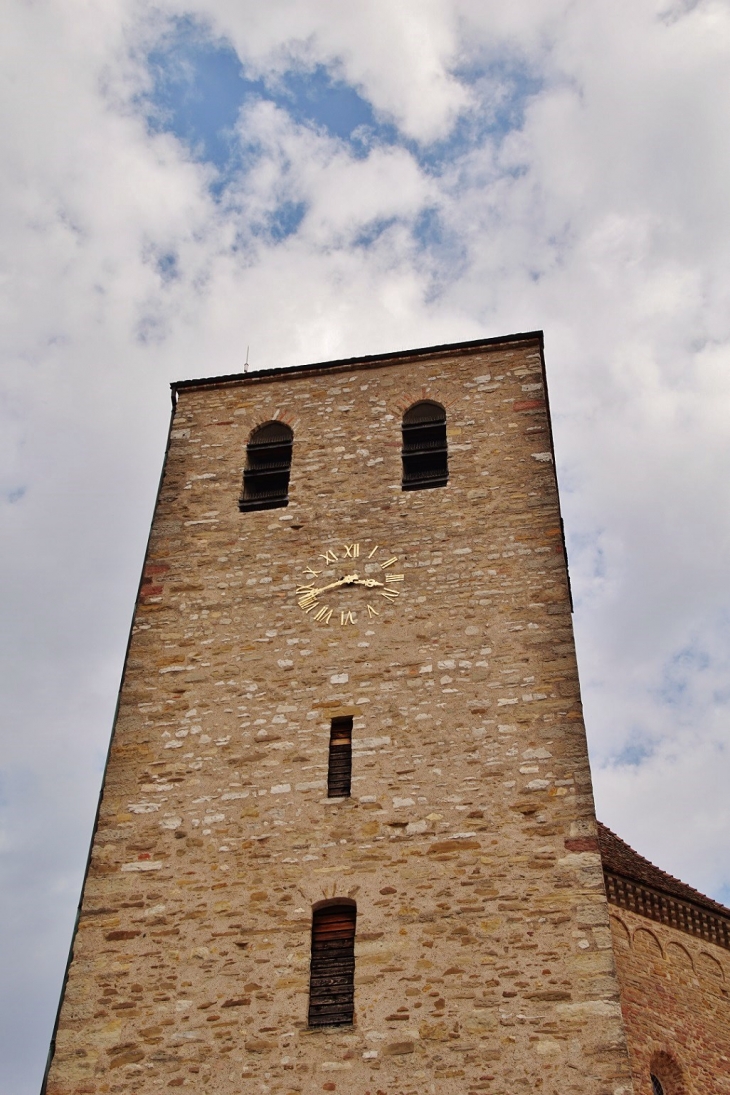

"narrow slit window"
[401,400,448,491]
[308,902,356,1028]
[327,716,352,798]
[239,421,293,512]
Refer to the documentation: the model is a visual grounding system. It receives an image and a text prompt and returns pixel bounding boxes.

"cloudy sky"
[2,0,730,1090]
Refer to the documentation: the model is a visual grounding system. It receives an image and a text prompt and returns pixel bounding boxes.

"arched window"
[649,1051,687,1095]
[327,716,352,798]
[239,421,293,512]
[308,901,356,1027]
[401,400,448,491]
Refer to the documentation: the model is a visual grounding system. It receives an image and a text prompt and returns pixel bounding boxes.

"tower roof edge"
[170,329,545,393]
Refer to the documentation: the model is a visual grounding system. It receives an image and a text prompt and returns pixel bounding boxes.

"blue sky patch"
[140,17,542,269]
[658,641,712,709]
[413,207,468,289]
[413,207,446,251]
[143,17,397,184]
[265,200,307,242]
[467,59,542,137]
[353,216,398,249]
[613,737,655,767]
[142,18,540,182]
[270,64,392,148]
[146,19,248,173]
[416,58,542,172]
[156,251,179,283]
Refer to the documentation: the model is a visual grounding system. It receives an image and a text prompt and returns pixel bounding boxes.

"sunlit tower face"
[43,333,636,1095]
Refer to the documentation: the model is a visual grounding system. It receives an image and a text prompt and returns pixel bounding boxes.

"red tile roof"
[598,821,730,919]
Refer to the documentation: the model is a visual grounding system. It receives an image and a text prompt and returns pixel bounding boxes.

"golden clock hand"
[310,580,340,596]
[352,577,384,588]
[313,573,359,596]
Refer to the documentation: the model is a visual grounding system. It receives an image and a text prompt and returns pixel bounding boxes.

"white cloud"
[179,0,471,141]
[225,98,436,245]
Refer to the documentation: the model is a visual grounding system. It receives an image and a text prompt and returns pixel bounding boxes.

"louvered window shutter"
[308,904,356,1027]
[240,421,293,511]
[401,401,448,491]
[327,717,352,798]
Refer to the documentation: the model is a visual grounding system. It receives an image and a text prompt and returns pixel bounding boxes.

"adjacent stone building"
[599,823,729,1095]
[43,332,728,1095]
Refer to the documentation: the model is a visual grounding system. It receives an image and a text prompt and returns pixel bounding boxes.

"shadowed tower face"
[44,333,635,1095]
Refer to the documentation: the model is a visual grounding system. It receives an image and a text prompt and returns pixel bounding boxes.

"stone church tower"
[44,332,641,1095]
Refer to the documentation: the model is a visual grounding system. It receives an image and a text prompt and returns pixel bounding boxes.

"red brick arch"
[633,926,664,959]
[609,913,632,950]
[649,1049,687,1095]
[665,940,694,973]
[244,412,298,444]
[696,950,725,982]
[394,387,456,417]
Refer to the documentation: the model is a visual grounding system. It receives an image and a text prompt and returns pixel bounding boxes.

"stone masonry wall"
[609,908,730,1095]
[46,337,635,1095]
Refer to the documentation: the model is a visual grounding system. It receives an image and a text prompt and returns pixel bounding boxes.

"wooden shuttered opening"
[401,400,448,491]
[308,903,356,1028]
[327,716,352,798]
[240,421,293,512]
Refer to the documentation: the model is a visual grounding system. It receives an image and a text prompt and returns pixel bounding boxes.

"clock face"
[295,542,405,626]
